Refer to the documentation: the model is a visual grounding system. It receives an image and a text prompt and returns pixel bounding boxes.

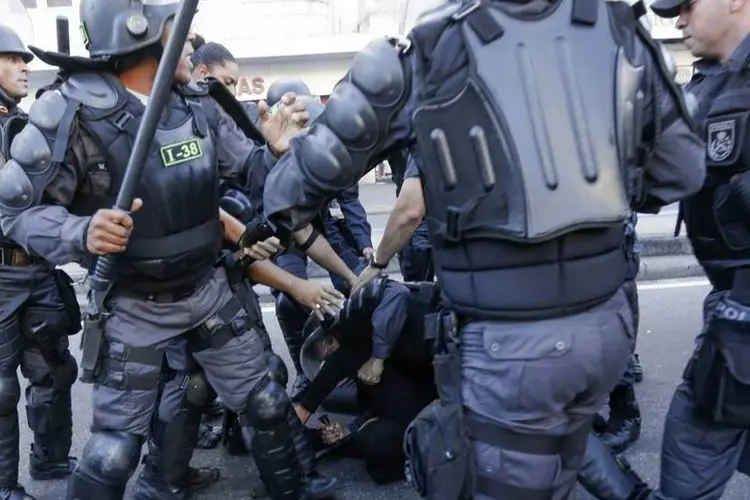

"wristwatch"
[370,255,389,269]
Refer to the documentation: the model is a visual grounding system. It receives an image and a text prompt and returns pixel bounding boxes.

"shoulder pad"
[348,37,409,108]
[27,90,67,136]
[10,122,53,176]
[59,72,119,109]
[0,159,35,216]
[24,90,71,166]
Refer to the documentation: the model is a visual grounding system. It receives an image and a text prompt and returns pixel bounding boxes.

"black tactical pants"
[653,290,749,499]
[0,265,77,489]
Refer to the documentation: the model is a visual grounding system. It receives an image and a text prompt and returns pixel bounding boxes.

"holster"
[403,311,475,500]
[79,293,108,384]
[218,252,271,350]
[688,270,750,426]
[52,268,82,336]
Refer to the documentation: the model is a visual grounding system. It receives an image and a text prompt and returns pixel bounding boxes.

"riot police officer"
[0,23,78,500]
[263,79,372,400]
[0,1,339,499]
[258,0,706,497]
[643,0,750,497]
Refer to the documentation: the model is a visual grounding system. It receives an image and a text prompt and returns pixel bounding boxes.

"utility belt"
[0,245,43,266]
[82,295,251,387]
[688,268,750,427]
[404,310,591,500]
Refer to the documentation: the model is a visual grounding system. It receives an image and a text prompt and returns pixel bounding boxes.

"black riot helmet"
[266,79,312,107]
[78,0,180,59]
[0,24,33,63]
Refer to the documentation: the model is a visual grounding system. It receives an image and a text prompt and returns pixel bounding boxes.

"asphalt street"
[17,278,750,499]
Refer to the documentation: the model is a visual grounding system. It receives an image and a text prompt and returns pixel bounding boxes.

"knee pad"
[266,352,289,388]
[79,431,142,484]
[243,378,291,430]
[0,375,20,415]
[186,371,216,408]
[53,353,78,390]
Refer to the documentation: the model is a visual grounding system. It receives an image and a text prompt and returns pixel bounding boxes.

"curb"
[68,235,704,302]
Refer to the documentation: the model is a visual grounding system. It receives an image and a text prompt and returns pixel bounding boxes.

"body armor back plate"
[414,0,637,244]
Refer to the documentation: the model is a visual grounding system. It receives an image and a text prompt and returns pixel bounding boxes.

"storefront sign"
[237,77,266,97]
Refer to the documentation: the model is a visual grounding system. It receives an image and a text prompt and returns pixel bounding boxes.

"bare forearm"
[220,208,246,245]
[247,259,301,295]
[294,225,357,285]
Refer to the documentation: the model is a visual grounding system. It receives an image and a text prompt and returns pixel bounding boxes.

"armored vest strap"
[455,0,601,46]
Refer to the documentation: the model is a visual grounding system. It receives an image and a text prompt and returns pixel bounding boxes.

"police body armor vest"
[0,91,27,249]
[410,0,642,320]
[60,73,221,292]
[682,67,750,290]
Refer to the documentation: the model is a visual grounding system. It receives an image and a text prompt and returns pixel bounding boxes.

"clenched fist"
[86,199,143,255]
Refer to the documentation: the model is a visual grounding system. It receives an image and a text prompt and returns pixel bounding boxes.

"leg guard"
[26,353,77,479]
[240,378,303,500]
[0,375,20,488]
[151,372,216,484]
[275,294,308,375]
[65,431,143,500]
[285,406,316,476]
[578,433,651,499]
[266,352,289,388]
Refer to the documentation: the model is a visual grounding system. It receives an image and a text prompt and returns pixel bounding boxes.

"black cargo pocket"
[53,269,82,335]
[87,167,112,197]
[715,180,750,251]
[691,315,750,427]
[404,400,475,500]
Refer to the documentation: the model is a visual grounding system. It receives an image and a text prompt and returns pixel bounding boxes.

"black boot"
[0,485,35,500]
[132,458,220,500]
[203,398,226,418]
[600,385,641,453]
[578,433,652,500]
[28,444,77,480]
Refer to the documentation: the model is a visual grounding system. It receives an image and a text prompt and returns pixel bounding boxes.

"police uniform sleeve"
[635,34,705,212]
[0,91,91,265]
[262,38,418,234]
[209,99,277,184]
[370,281,411,360]
[404,153,421,180]
[336,184,373,252]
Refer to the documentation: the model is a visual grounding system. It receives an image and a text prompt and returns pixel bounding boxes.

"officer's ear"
[730,0,747,12]
[195,63,209,79]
